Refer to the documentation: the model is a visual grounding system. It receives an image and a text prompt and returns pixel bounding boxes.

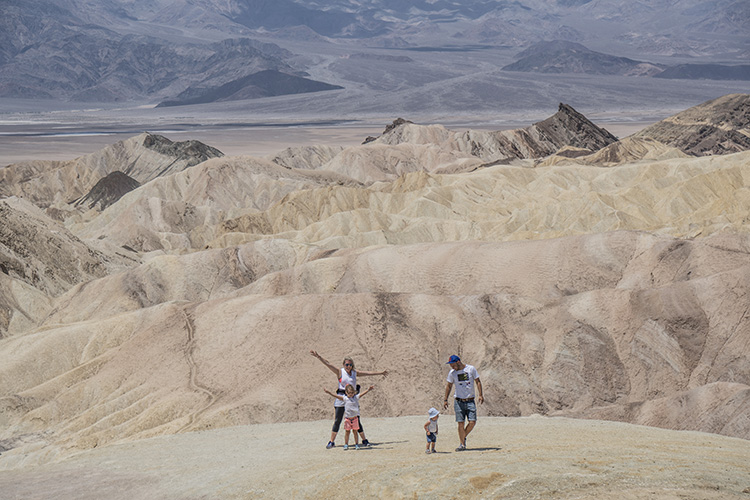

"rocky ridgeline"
[369,102,618,162]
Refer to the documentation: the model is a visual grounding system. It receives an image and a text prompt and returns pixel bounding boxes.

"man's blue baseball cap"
[446,355,461,364]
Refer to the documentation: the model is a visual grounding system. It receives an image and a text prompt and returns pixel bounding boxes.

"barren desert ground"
[1,415,749,500]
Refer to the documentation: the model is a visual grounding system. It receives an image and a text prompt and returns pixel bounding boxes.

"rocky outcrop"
[0,133,223,211]
[70,155,363,252]
[267,145,345,170]
[634,93,750,156]
[369,103,618,164]
[74,171,140,211]
[538,136,688,167]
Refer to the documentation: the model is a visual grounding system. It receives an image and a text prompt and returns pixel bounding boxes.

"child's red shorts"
[344,416,360,431]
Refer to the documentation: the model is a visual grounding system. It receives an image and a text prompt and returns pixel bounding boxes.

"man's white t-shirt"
[335,368,356,408]
[446,364,480,399]
[343,395,360,418]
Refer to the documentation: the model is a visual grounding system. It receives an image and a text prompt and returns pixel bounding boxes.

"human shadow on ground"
[349,440,409,450]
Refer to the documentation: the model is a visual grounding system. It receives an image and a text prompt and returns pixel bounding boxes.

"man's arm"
[443,382,453,410]
[475,378,484,404]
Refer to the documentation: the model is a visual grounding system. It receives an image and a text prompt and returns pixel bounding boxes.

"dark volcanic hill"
[74,171,140,211]
[157,70,344,107]
[502,41,665,76]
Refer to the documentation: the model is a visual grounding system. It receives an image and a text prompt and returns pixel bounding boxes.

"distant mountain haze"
[0,0,746,104]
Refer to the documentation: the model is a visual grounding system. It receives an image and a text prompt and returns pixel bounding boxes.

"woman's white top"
[335,367,357,408]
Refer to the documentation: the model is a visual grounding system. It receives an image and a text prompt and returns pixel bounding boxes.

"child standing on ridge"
[324,384,374,450]
[424,407,440,454]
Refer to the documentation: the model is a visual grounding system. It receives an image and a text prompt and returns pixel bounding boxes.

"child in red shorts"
[324,384,374,450]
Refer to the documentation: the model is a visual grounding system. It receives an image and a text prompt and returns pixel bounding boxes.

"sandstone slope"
[1,231,749,469]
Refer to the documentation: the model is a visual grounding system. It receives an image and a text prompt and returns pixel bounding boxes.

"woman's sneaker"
[326,441,335,449]
[343,444,349,450]
[455,444,466,452]
[355,444,361,450]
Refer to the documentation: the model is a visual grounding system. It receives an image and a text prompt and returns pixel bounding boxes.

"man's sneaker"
[425,449,431,454]
[343,444,349,450]
[431,449,437,453]
[355,444,361,450]
[361,439,372,447]
[455,444,466,452]
[326,441,335,449]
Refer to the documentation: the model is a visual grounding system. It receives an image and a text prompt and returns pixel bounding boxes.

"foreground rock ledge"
[1,416,748,500]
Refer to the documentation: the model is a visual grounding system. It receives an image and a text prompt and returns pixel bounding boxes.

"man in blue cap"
[443,354,484,451]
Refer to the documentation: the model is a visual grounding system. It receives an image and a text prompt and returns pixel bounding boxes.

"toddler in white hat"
[424,407,440,454]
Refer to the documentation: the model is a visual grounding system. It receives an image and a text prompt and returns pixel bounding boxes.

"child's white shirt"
[343,395,360,418]
[427,419,438,434]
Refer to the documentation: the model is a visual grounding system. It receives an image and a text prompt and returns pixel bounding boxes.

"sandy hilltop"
[1,94,750,498]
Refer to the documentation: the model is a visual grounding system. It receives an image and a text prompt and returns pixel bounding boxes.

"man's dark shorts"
[454,399,477,423]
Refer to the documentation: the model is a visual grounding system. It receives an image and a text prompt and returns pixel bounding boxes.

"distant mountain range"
[0,0,747,103]
[502,41,666,77]
[503,41,750,80]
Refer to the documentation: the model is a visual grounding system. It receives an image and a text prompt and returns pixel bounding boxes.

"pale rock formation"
[0,133,223,209]
[267,144,345,170]
[320,142,482,183]
[69,155,362,252]
[0,198,137,337]
[209,150,750,249]
[0,272,52,339]
[0,197,136,296]
[371,103,618,162]
[538,136,689,167]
